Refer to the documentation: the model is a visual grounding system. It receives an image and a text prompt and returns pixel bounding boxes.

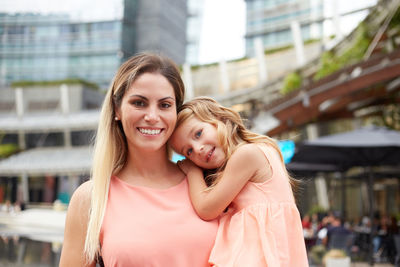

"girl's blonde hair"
[85,52,185,263]
[176,97,299,192]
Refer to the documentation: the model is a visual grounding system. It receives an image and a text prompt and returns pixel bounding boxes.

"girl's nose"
[194,143,204,154]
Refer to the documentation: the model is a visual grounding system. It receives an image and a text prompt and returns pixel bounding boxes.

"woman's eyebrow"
[158,96,175,102]
[128,94,147,100]
[127,95,175,102]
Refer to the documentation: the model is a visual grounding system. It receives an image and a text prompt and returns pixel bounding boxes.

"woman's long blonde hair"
[175,97,299,192]
[85,53,185,263]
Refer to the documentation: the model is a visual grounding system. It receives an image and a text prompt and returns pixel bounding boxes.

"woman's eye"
[195,130,202,138]
[160,102,172,109]
[132,100,145,107]
[187,148,193,156]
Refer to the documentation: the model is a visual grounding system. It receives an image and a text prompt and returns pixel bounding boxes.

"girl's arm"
[59,181,95,267]
[179,143,268,221]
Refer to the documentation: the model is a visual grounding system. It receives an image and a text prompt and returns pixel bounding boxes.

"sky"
[199,0,246,64]
[1,0,377,65]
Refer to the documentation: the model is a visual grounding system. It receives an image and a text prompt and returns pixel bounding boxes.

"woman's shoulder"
[72,180,92,199]
[68,180,92,213]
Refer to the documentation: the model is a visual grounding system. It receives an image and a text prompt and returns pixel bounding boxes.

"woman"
[59,53,218,266]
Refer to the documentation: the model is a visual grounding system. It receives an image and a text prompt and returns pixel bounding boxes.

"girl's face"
[116,72,177,153]
[170,116,226,169]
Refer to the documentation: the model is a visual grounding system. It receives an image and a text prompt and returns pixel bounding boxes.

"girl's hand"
[177,159,201,175]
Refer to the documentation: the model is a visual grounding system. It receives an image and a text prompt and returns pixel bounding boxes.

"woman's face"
[116,72,177,153]
[170,116,226,169]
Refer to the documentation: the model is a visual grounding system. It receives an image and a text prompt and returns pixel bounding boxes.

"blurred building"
[0,13,121,90]
[0,0,187,90]
[0,82,102,204]
[124,0,187,64]
[222,0,400,221]
[244,0,324,56]
[186,0,205,65]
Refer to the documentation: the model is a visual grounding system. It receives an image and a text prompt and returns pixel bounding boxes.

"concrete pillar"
[60,84,69,115]
[18,130,26,150]
[306,123,319,140]
[218,59,230,94]
[64,129,71,147]
[60,84,71,147]
[15,87,24,118]
[361,181,369,214]
[315,175,330,210]
[254,37,268,83]
[20,173,29,203]
[15,88,26,149]
[367,168,375,265]
[290,21,306,67]
[308,123,325,210]
[183,63,194,100]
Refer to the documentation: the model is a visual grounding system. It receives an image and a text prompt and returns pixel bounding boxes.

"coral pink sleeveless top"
[100,176,218,267]
[209,144,308,267]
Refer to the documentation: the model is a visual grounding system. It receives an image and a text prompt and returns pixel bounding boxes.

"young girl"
[169,97,309,267]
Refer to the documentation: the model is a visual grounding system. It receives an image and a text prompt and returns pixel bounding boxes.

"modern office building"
[0,0,187,90]
[245,0,324,56]
[124,0,187,63]
[0,13,122,90]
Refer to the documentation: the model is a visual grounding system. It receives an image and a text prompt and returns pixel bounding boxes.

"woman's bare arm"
[59,181,95,267]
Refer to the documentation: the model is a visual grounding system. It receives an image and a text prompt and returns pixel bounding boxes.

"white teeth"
[207,148,213,161]
[139,128,161,135]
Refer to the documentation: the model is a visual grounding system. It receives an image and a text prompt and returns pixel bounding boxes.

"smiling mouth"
[206,147,215,162]
[138,128,162,135]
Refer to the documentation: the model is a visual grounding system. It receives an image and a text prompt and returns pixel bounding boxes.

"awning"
[0,110,99,133]
[0,146,92,176]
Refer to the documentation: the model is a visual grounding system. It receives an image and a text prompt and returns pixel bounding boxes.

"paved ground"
[310,262,395,267]
[347,263,394,267]
[0,210,397,267]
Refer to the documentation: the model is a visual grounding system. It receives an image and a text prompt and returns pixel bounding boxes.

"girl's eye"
[195,130,202,138]
[160,102,172,109]
[187,148,193,156]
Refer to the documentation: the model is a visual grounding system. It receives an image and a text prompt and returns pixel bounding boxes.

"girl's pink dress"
[100,176,218,267]
[209,143,309,267]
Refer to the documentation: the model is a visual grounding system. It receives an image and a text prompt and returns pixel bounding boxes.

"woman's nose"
[144,107,159,123]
